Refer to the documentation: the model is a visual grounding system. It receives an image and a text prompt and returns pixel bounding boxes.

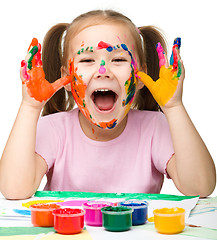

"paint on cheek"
[69,59,92,121]
[99,60,106,74]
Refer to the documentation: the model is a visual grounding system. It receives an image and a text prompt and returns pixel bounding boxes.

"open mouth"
[91,89,118,112]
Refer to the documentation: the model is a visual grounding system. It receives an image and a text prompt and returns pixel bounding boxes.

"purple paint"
[156,42,166,68]
[99,60,106,74]
[83,201,112,226]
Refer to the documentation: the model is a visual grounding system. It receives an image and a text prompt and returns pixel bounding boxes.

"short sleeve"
[151,112,174,177]
[35,116,59,172]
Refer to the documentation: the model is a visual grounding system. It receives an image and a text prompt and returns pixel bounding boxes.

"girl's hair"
[41,10,167,116]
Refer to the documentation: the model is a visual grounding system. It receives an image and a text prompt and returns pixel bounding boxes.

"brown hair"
[41,10,167,116]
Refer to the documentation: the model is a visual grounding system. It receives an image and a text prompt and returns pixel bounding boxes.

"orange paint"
[98,119,117,129]
[28,38,38,51]
[22,38,72,102]
[69,59,118,129]
[30,203,61,227]
[24,66,71,102]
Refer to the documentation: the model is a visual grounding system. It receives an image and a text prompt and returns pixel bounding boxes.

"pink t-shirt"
[35,108,174,193]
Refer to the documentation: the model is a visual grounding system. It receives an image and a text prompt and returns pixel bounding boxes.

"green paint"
[83,100,86,108]
[28,46,38,70]
[177,60,182,77]
[34,191,198,201]
[77,50,81,55]
[90,47,93,52]
[100,60,105,66]
[101,206,133,232]
[0,227,55,236]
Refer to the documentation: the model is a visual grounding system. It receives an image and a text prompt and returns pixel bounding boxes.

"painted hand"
[137,38,183,107]
[21,38,72,102]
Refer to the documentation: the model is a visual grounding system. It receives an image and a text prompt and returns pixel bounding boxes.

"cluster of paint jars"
[30,203,85,234]
[83,200,148,231]
[30,200,148,234]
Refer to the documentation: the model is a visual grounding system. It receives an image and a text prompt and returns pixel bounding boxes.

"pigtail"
[135,26,167,111]
[41,23,75,116]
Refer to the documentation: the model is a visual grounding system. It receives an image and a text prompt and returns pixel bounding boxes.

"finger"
[170,37,181,66]
[34,43,42,67]
[156,42,169,68]
[20,60,30,82]
[177,59,184,79]
[27,45,39,70]
[174,37,181,49]
[27,38,38,51]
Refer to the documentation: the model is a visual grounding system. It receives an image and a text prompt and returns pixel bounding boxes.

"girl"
[0,10,215,199]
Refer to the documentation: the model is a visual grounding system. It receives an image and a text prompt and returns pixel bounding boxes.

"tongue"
[94,95,114,111]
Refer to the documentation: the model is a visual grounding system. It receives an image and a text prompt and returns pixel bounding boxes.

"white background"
[0,0,216,197]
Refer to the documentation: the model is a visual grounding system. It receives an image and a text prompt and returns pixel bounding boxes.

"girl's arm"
[0,102,47,199]
[164,104,216,197]
[0,39,71,199]
[138,39,216,197]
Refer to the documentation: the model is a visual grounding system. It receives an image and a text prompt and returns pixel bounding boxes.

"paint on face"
[69,59,117,129]
[99,60,106,74]
[71,41,138,129]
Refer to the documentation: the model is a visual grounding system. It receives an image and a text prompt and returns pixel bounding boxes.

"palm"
[21,38,72,103]
[137,38,183,108]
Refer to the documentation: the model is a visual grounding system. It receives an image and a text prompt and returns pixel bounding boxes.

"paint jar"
[153,207,185,234]
[30,203,61,227]
[101,206,133,232]
[52,208,85,235]
[83,201,112,226]
[119,200,148,225]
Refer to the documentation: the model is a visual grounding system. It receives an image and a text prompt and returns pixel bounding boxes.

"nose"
[95,60,112,79]
[99,60,106,74]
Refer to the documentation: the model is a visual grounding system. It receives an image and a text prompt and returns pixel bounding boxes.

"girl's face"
[68,24,141,129]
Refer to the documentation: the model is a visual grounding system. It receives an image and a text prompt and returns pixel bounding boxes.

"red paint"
[21,60,26,67]
[53,208,85,235]
[97,41,112,49]
[172,44,178,71]
[30,203,60,227]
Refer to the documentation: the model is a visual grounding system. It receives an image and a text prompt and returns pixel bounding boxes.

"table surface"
[0,193,216,240]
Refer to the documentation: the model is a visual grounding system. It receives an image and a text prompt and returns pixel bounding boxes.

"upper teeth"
[95,89,109,92]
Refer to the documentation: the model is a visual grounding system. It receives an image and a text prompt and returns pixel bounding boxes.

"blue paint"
[119,200,148,225]
[170,37,181,66]
[174,37,181,49]
[106,46,113,52]
[13,209,31,216]
[170,52,174,66]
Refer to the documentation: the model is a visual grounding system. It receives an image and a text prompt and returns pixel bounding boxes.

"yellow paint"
[153,207,185,234]
[22,200,63,208]
[147,216,154,222]
[137,65,178,106]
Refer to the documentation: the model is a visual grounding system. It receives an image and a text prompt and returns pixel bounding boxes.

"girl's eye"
[112,58,127,62]
[79,59,95,63]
